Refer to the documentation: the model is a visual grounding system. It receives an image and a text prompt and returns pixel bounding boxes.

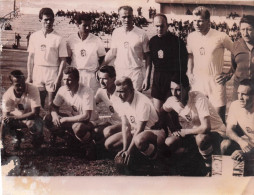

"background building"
[155,0,254,17]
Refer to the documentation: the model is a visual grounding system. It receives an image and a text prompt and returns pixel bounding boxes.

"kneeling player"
[44,67,96,159]
[106,77,166,166]
[94,66,122,145]
[221,79,254,162]
[1,70,43,150]
[162,74,226,173]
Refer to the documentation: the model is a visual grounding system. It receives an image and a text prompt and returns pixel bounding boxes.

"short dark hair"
[9,70,25,82]
[63,66,79,82]
[171,73,190,89]
[39,8,54,20]
[115,76,134,91]
[193,6,210,20]
[154,13,168,24]
[240,15,254,28]
[118,6,133,14]
[75,13,92,24]
[99,66,116,78]
[239,79,254,95]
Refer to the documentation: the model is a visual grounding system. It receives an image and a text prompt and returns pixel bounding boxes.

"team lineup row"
[1,6,254,175]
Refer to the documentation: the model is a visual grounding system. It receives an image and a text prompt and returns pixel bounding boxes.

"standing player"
[146,13,188,112]
[66,13,106,92]
[1,70,43,150]
[106,77,166,166]
[27,7,67,108]
[221,79,254,162]
[162,74,226,174]
[94,66,122,145]
[102,6,150,92]
[186,6,233,123]
[231,15,254,100]
[44,67,96,159]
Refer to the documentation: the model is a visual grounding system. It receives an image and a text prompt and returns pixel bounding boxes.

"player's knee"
[134,133,150,151]
[26,120,35,128]
[103,126,114,138]
[220,139,232,155]
[104,138,114,151]
[196,134,211,150]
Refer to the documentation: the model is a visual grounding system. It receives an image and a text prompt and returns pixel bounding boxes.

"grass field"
[0,17,235,176]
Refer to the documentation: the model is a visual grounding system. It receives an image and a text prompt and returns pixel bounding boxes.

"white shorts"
[116,67,143,91]
[191,75,226,107]
[33,66,58,92]
[79,69,100,93]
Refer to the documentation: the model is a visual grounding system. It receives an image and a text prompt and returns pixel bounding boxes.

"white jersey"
[187,28,233,76]
[54,84,94,116]
[111,26,149,70]
[67,33,106,71]
[95,88,121,125]
[163,91,226,136]
[28,30,68,67]
[227,100,254,146]
[118,91,158,130]
[2,83,41,115]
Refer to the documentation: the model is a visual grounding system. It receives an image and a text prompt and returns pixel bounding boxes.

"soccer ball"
[114,155,125,169]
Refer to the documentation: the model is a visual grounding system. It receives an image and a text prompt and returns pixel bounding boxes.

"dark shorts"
[151,71,173,101]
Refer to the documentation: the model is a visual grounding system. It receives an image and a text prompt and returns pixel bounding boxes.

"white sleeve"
[29,85,41,108]
[195,95,210,118]
[142,33,150,53]
[222,33,233,52]
[27,33,35,53]
[59,37,68,58]
[186,34,193,54]
[81,89,94,111]
[2,92,14,113]
[97,38,106,57]
[136,102,150,122]
[226,101,238,126]
[53,87,65,107]
[110,29,117,49]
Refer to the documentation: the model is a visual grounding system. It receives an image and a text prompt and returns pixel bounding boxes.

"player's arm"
[187,53,194,83]
[226,123,253,153]
[3,106,40,123]
[142,52,152,91]
[178,116,211,137]
[54,57,66,90]
[123,120,147,165]
[101,48,117,66]
[60,110,92,124]
[27,52,35,83]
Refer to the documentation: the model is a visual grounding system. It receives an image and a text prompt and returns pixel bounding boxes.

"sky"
[0,0,160,16]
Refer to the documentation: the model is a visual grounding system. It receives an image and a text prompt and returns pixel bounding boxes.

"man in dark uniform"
[143,13,188,112]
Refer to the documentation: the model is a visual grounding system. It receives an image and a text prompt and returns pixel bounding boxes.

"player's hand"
[172,130,185,137]
[142,78,150,91]
[188,74,195,85]
[26,77,33,83]
[59,117,67,124]
[3,116,15,124]
[122,151,131,165]
[216,72,232,85]
[238,139,252,153]
[231,150,244,161]
[164,96,184,113]
[52,113,61,128]
[53,79,61,91]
